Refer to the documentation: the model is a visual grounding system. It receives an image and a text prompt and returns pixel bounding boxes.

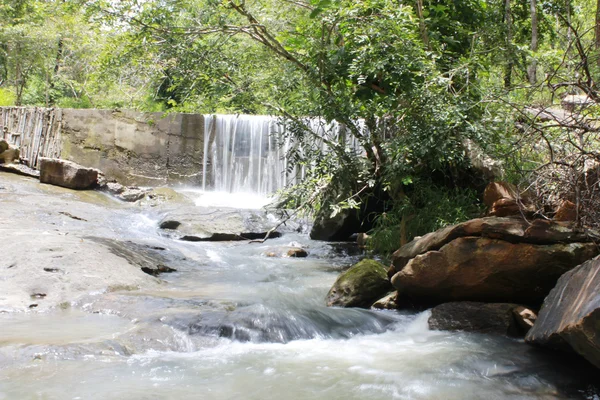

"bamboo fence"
[0,107,63,169]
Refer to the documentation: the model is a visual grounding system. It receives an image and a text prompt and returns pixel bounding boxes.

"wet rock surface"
[158,206,283,241]
[428,302,533,336]
[526,257,600,369]
[0,172,159,312]
[326,259,392,308]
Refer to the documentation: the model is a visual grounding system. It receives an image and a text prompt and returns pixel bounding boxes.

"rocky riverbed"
[1,171,599,399]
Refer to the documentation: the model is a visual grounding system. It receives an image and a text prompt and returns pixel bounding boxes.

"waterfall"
[201,115,293,196]
[201,114,368,196]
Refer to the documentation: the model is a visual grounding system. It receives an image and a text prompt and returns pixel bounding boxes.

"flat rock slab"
[0,231,159,312]
[0,163,40,178]
[526,258,600,369]
[158,206,282,241]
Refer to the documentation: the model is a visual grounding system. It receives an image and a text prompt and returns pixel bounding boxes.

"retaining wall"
[1,107,206,186]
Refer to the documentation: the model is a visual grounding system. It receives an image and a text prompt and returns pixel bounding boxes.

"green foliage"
[368,182,483,255]
[0,87,15,105]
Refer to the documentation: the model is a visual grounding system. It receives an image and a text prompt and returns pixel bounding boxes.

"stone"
[262,246,308,258]
[39,157,99,190]
[513,306,537,334]
[371,292,399,310]
[525,257,600,369]
[462,139,504,180]
[483,182,518,208]
[0,163,39,178]
[483,182,534,217]
[428,302,525,336]
[158,206,283,241]
[0,144,19,164]
[326,259,393,308]
[287,247,308,257]
[310,208,360,241]
[389,216,598,277]
[391,236,598,305]
[0,139,8,153]
[554,200,577,222]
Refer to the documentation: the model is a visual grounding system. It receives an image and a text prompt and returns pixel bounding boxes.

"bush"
[0,88,16,106]
[368,182,483,255]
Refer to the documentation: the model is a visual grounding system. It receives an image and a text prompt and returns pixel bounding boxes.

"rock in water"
[392,237,597,305]
[158,206,282,241]
[310,208,360,241]
[389,217,599,305]
[428,302,531,336]
[525,258,600,369]
[326,259,392,308]
[39,158,99,190]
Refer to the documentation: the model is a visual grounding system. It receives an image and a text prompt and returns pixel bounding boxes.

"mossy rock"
[326,259,392,308]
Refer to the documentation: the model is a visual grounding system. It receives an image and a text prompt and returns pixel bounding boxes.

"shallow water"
[0,181,598,399]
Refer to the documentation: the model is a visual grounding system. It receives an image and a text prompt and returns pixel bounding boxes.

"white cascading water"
[200,114,367,197]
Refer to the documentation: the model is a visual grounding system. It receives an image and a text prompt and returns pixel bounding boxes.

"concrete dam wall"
[1,107,205,186]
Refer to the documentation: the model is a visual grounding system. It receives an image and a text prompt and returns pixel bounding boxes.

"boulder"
[483,182,534,217]
[310,208,360,241]
[371,292,400,310]
[390,217,598,276]
[287,247,308,257]
[428,302,529,336]
[0,143,20,164]
[158,206,282,241]
[39,158,99,190]
[391,236,597,305]
[513,306,537,334]
[525,257,600,369]
[554,200,577,222]
[326,259,392,308]
[263,246,308,258]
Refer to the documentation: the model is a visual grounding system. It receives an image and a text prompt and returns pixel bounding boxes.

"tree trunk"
[528,0,538,84]
[48,37,64,106]
[504,0,513,88]
[596,0,600,65]
[416,0,430,49]
[14,43,22,106]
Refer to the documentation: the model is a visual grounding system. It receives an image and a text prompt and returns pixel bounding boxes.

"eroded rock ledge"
[389,217,599,306]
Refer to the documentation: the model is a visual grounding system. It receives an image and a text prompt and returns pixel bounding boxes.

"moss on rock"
[326,259,392,308]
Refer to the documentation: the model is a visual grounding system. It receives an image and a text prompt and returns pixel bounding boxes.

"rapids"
[0,177,598,399]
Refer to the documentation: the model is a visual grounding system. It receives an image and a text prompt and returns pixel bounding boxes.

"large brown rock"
[391,236,598,305]
[326,259,392,308]
[39,158,99,190]
[428,302,529,336]
[525,258,600,369]
[483,182,534,217]
[0,142,20,164]
[390,217,598,277]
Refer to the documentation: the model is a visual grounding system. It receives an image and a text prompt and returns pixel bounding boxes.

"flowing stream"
[0,187,598,400]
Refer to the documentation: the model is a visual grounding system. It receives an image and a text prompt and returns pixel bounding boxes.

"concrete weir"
[1,107,205,186]
[1,107,354,191]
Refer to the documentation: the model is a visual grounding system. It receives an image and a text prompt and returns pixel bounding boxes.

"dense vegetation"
[2,0,600,253]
